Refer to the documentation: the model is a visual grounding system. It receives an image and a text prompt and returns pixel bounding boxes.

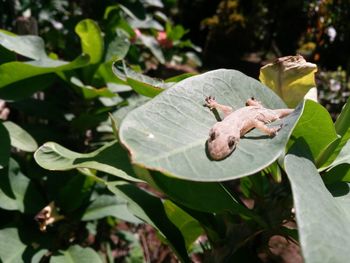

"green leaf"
[0,45,16,64]
[259,55,317,107]
[105,36,130,62]
[0,228,26,263]
[322,164,350,185]
[94,61,130,90]
[143,0,164,8]
[0,55,89,89]
[129,16,164,31]
[139,34,165,63]
[107,182,190,262]
[0,122,10,168]
[166,23,188,41]
[324,140,350,171]
[285,141,350,263]
[112,61,170,97]
[147,172,262,223]
[335,96,350,142]
[164,200,203,249]
[0,158,45,213]
[82,194,141,223]
[109,113,119,137]
[3,121,38,152]
[287,100,338,163]
[34,140,141,182]
[319,97,350,168]
[119,0,146,20]
[0,30,47,60]
[70,77,115,99]
[51,245,103,263]
[58,173,95,213]
[119,69,303,182]
[31,249,49,263]
[75,19,104,65]
[165,73,196,83]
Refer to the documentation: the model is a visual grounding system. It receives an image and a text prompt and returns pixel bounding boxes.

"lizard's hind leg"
[254,120,282,137]
[274,108,294,118]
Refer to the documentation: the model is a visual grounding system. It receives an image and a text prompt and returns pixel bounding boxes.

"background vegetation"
[0,0,350,262]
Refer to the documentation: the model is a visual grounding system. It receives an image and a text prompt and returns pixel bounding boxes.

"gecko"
[204,96,293,160]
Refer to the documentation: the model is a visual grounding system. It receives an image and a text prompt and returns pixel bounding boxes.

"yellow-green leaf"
[259,55,317,107]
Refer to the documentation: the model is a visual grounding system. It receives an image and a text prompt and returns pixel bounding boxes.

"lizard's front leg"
[205,96,233,118]
[254,120,282,137]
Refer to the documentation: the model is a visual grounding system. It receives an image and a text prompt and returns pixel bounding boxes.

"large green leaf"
[0,122,10,168]
[107,182,190,262]
[51,245,103,263]
[0,30,47,60]
[287,100,338,163]
[119,69,303,182]
[285,142,350,263]
[34,140,141,182]
[82,194,141,223]
[0,158,45,213]
[259,55,317,107]
[0,228,26,263]
[75,19,104,65]
[0,55,89,89]
[3,121,38,152]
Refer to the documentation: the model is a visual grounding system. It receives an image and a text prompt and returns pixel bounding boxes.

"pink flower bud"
[156,31,173,48]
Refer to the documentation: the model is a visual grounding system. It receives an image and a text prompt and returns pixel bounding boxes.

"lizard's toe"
[270,124,283,137]
[204,96,217,109]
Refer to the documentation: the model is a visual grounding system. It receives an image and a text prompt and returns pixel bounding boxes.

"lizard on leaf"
[204,96,293,160]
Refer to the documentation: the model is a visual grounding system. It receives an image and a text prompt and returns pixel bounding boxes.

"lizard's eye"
[228,136,236,149]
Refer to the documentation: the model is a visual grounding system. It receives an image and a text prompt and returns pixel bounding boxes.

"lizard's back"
[223,106,280,135]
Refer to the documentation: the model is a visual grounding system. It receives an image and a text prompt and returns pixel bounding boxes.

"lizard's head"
[206,128,239,161]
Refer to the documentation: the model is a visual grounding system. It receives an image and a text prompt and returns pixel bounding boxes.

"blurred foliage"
[316,68,350,119]
[299,0,350,70]
[0,0,201,70]
[179,0,350,77]
[0,0,201,262]
[178,0,350,117]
